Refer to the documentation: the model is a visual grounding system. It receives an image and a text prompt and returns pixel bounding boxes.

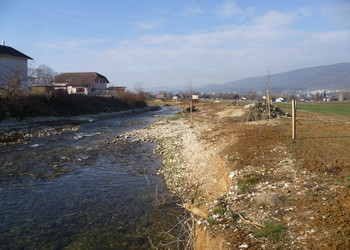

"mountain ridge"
[197,62,350,93]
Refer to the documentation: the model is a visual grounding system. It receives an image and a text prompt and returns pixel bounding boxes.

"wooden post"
[190,98,193,122]
[292,99,297,139]
[267,92,271,120]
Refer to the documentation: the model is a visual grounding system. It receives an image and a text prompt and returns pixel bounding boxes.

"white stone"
[239,244,249,248]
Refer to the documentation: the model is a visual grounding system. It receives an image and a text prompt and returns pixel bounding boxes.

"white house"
[275,97,285,102]
[53,72,109,95]
[0,41,33,88]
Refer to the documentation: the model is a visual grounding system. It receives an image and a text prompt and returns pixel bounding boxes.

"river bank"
[0,106,160,145]
[0,93,147,121]
[116,101,350,249]
[116,104,241,248]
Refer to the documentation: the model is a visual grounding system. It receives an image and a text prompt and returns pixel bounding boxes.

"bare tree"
[28,63,57,86]
[0,72,25,118]
[134,81,144,93]
[0,71,23,98]
[245,91,259,101]
[134,81,146,102]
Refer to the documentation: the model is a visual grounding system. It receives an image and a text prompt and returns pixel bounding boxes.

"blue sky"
[1,0,349,89]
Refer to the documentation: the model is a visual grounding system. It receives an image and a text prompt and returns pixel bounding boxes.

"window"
[76,88,85,93]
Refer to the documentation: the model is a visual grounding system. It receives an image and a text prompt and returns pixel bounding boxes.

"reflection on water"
[0,107,183,249]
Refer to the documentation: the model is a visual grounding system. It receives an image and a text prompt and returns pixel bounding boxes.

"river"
[0,107,184,249]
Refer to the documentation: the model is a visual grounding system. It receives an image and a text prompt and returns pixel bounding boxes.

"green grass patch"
[167,113,186,121]
[238,175,260,193]
[228,156,237,163]
[236,101,255,107]
[207,217,218,225]
[208,208,240,225]
[254,221,288,243]
[213,208,229,215]
[276,102,350,119]
[335,177,350,189]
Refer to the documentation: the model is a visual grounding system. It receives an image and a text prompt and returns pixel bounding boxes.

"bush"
[0,92,147,121]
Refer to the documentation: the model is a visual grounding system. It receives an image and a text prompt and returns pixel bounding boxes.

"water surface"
[0,107,183,249]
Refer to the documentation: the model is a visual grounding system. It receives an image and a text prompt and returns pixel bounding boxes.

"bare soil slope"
[121,101,350,249]
[192,102,350,249]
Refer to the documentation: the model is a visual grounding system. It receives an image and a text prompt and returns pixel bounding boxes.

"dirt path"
[116,102,350,249]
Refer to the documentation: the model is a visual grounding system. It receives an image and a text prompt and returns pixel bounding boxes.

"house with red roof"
[53,72,109,95]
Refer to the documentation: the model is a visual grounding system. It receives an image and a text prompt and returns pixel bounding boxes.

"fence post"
[292,99,297,139]
[190,98,193,123]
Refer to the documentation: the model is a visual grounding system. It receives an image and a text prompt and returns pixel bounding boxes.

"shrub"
[0,92,147,121]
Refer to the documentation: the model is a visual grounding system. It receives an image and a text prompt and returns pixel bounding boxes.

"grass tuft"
[167,113,186,121]
[238,175,260,193]
[254,221,288,243]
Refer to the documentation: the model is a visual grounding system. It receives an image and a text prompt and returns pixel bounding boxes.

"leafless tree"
[134,81,146,102]
[0,71,23,98]
[0,71,25,117]
[28,63,57,86]
[245,91,259,101]
[134,81,144,93]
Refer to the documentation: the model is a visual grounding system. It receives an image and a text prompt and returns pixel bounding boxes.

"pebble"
[239,244,249,248]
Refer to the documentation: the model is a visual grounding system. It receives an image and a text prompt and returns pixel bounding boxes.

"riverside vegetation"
[0,92,147,121]
[116,100,350,249]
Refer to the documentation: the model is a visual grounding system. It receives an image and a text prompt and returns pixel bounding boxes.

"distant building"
[53,72,109,95]
[0,41,33,88]
[173,94,181,101]
[275,97,286,102]
[271,95,288,102]
[31,85,54,95]
[107,86,127,95]
[155,94,165,99]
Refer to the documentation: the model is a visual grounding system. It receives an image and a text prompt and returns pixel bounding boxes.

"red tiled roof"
[0,45,33,60]
[54,72,109,86]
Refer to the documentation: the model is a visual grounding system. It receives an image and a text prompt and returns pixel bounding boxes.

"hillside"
[197,62,350,93]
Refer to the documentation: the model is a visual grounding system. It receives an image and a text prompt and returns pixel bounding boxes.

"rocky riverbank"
[113,102,350,249]
[0,106,160,145]
[113,107,238,248]
[114,115,229,206]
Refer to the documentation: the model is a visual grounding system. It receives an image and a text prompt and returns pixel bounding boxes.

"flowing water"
[0,107,183,249]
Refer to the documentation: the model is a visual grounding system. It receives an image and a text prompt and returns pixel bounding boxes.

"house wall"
[53,75,108,96]
[68,86,89,95]
[0,55,28,88]
[91,78,107,95]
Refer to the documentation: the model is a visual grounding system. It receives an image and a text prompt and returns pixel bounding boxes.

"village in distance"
[1,41,350,122]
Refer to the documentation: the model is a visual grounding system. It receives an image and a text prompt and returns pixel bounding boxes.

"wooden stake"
[190,98,193,123]
[292,99,297,139]
[267,92,271,120]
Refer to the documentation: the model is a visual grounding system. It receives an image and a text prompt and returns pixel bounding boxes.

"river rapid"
[0,107,183,249]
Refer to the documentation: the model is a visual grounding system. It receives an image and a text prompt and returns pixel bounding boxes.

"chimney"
[1,40,5,46]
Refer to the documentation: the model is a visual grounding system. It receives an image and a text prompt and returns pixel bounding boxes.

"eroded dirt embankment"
[115,102,350,249]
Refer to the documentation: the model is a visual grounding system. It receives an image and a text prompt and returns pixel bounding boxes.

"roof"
[107,86,127,89]
[0,45,33,60]
[54,72,110,86]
